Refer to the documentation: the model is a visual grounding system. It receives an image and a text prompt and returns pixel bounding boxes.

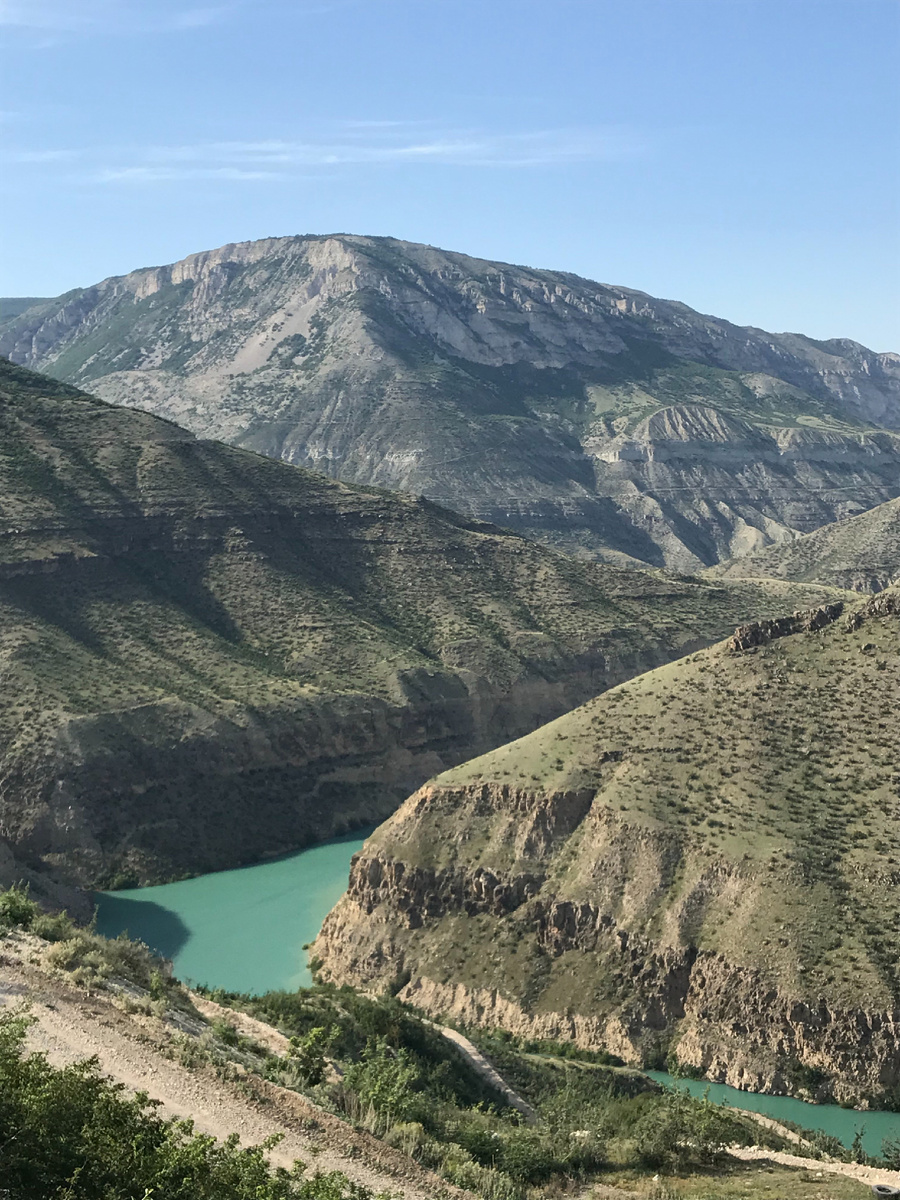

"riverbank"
[4,921,900,1199]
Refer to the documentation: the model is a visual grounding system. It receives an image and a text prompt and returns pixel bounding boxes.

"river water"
[95,832,900,1156]
[94,828,371,995]
[647,1072,900,1160]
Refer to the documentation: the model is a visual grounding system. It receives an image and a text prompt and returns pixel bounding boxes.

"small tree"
[289,1025,339,1086]
[344,1037,421,1125]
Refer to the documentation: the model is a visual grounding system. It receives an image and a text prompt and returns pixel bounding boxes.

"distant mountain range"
[3,235,899,570]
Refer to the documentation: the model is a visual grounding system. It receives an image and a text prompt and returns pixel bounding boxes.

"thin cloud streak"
[132,126,645,170]
[5,123,646,185]
[0,0,233,33]
[94,166,283,182]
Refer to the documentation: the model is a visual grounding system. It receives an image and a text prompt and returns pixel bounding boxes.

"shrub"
[289,1025,339,1086]
[31,910,75,942]
[634,1085,741,1171]
[0,884,39,929]
[0,1009,381,1199]
[344,1037,421,1126]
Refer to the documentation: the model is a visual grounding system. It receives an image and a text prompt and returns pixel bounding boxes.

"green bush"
[0,1010,382,1199]
[289,1025,339,1086]
[344,1037,421,1126]
[45,929,180,999]
[31,909,76,942]
[0,884,39,929]
[634,1085,743,1171]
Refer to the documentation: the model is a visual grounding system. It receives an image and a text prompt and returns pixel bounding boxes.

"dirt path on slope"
[729,1144,900,1190]
[431,1022,537,1123]
[0,945,470,1200]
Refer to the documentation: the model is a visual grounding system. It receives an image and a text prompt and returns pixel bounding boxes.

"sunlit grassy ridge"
[320,590,900,1102]
[710,495,900,593]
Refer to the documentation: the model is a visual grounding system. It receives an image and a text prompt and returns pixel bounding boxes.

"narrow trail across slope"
[0,943,471,1200]
[430,1021,538,1123]
[729,1145,900,1190]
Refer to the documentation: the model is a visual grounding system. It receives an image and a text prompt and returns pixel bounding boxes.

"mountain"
[709,496,900,593]
[315,590,900,1106]
[0,298,50,326]
[0,358,842,888]
[3,235,900,571]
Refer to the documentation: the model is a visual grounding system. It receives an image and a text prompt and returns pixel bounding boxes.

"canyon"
[315,591,900,1106]
[0,357,839,888]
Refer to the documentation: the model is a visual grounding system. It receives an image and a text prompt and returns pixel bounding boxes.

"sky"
[1,0,898,350]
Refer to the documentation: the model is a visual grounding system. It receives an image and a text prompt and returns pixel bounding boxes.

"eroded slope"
[710,496,900,593]
[0,359,841,887]
[5,236,900,569]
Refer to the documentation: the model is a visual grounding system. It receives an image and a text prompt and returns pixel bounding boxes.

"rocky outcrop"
[4,236,900,570]
[318,820,900,1106]
[728,602,843,651]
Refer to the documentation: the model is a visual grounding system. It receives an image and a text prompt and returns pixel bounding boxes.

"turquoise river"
[95,831,900,1159]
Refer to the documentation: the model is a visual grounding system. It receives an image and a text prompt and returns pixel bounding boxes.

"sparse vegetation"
[322,590,900,1108]
[0,356,850,889]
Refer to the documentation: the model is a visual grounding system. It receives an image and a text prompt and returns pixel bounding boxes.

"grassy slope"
[337,591,900,1085]
[0,357,853,885]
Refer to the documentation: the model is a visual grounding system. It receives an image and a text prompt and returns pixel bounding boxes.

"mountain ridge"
[0,357,841,887]
[4,234,900,572]
[315,588,900,1106]
[709,495,900,594]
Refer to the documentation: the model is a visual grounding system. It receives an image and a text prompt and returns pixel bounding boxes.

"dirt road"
[0,940,469,1200]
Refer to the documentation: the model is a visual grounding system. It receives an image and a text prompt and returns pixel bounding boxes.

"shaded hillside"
[316,591,900,1106]
[0,359,841,888]
[709,497,900,593]
[3,236,899,570]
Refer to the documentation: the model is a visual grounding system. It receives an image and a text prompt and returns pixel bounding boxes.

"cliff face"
[4,236,900,571]
[315,592,900,1105]
[2,359,840,887]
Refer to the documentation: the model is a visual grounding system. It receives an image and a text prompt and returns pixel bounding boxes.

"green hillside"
[0,358,844,888]
[316,590,900,1105]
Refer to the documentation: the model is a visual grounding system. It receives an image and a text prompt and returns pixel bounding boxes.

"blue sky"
[2,0,898,350]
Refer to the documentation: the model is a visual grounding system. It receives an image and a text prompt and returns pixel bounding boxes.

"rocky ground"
[0,935,469,1200]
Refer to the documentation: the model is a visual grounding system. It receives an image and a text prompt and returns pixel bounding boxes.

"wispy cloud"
[4,122,646,185]
[10,148,80,162]
[0,0,233,34]
[95,165,281,182]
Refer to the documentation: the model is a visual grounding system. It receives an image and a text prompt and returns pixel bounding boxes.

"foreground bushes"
[0,1011,382,1200]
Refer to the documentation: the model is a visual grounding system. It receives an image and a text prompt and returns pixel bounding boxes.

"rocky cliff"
[4,236,900,571]
[1,358,841,888]
[316,591,900,1105]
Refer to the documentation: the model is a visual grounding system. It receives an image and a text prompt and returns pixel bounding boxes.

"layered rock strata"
[4,236,900,569]
[2,359,842,886]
